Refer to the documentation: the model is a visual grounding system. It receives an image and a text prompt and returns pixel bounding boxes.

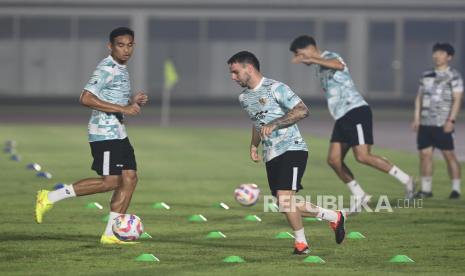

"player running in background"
[228,51,346,255]
[289,35,416,210]
[35,27,148,244]
[412,42,463,199]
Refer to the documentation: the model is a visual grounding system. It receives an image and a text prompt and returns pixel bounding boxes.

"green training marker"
[206,231,227,239]
[389,255,414,263]
[188,214,207,222]
[213,202,230,210]
[140,232,153,239]
[303,256,326,264]
[244,215,262,222]
[102,214,109,222]
[347,231,366,239]
[275,232,295,239]
[152,202,170,210]
[303,217,321,222]
[223,256,245,263]
[135,253,159,262]
[85,202,103,210]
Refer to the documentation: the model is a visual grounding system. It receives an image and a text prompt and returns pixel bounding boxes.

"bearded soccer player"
[228,51,346,255]
[290,35,416,210]
[35,27,148,244]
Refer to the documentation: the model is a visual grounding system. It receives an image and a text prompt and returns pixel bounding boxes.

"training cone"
[389,255,414,263]
[303,256,326,264]
[213,202,230,210]
[244,215,262,222]
[206,231,226,239]
[36,172,52,179]
[26,163,42,171]
[140,232,153,239]
[223,256,245,263]
[188,214,207,222]
[275,232,295,239]
[347,231,366,239]
[135,254,159,262]
[304,217,322,222]
[152,202,170,210]
[10,154,21,161]
[85,202,103,210]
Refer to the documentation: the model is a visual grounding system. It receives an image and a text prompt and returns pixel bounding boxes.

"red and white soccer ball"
[112,214,144,241]
[234,183,260,206]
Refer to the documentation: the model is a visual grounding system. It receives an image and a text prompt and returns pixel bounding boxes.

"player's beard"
[237,74,251,88]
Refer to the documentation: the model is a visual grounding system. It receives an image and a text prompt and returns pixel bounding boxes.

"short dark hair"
[433,42,455,56]
[109,27,134,44]
[289,35,317,53]
[227,51,260,71]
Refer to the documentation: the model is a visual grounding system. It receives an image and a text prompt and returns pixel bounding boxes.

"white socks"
[452,179,461,193]
[389,166,410,185]
[104,212,121,236]
[346,180,366,197]
[421,177,433,193]
[316,207,338,223]
[294,228,307,245]
[47,184,76,203]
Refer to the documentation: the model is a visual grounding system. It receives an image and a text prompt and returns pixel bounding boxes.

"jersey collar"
[251,77,265,91]
[108,55,127,68]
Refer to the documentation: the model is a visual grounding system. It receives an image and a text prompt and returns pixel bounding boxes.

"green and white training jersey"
[314,51,368,120]
[238,77,308,162]
[84,55,131,142]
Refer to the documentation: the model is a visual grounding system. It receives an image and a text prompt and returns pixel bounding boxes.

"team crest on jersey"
[259,97,267,105]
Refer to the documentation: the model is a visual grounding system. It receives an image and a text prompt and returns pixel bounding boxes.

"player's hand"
[132,92,148,106]
[121,103,141,116]
[260,124,277,138]
[443,121,454,133]
[250,145,261,163]
[291,54,313,65]
[411,119,420,132]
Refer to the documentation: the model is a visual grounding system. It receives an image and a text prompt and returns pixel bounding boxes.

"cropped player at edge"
[228,51,346,255]
[34,27,148,245]
[290,35,416,211]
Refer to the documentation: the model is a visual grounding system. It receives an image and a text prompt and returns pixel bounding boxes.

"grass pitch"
[1,124,464,275]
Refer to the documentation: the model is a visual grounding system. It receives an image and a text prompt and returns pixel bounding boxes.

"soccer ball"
[112,214,144,241]
[234,183,260,206]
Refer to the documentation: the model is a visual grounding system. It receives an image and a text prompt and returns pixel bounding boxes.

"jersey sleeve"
[84,66,113,97]
[272,83,302,111]
[452,71,464,93]
[418,74,425,93]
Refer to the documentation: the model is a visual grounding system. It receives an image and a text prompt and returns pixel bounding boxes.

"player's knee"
[355,153,370,165]
[102,177,119,191]
[420,151,433,160]
[123,171,138,186]
[327,156,340,169]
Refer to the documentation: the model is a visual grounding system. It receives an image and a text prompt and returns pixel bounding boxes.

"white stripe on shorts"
[356,123,365,145]
[103,151,110,176]
[292,167,298,190]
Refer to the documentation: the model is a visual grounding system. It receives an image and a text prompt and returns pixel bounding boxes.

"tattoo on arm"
[268,101,309,129]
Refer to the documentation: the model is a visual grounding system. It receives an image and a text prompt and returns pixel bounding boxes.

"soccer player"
[34,27,148,244]
[289,35,416,208]
[228,51,346,255]
[412,42,463,199]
